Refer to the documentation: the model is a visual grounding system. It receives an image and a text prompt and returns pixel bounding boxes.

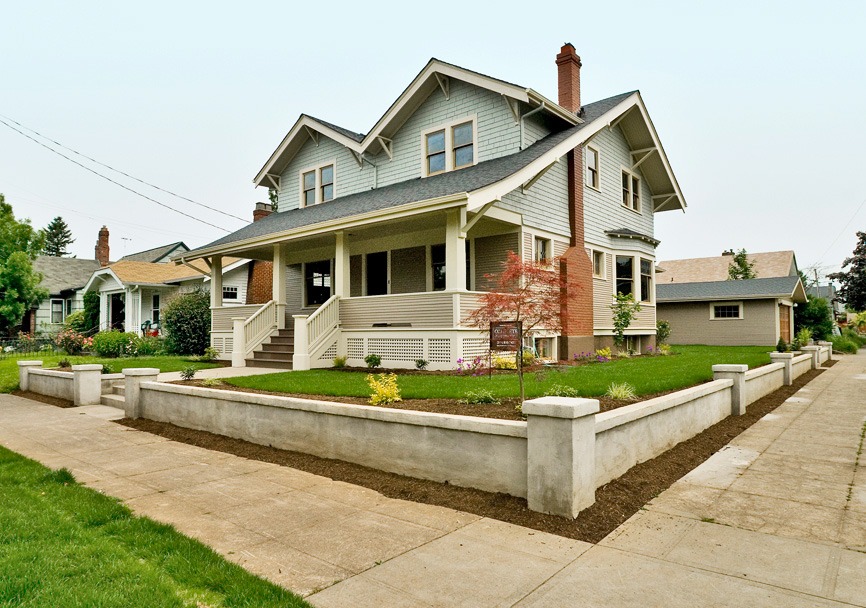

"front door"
[779,304,791,343]
[366,251,388,295]
[110,293,125,330]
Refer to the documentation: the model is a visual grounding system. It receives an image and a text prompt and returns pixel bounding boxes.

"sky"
[1,1,864,279]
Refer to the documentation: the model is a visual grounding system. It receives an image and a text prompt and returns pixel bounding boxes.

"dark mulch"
[119,362,831,543]
[12,390,73,408]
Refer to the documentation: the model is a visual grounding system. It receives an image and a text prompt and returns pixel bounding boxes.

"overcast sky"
[2,1,864,278]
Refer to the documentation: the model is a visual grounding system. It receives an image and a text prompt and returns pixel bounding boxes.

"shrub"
[492,355,516,370]
[841,327,866,347]
[200,346,220,362]
[605,382,636,400]
[82,290,100,333]
[657,343,672,356]
[92,331,135,357]
[162,289,211,355]
[54,329,93,355]
[791,336,802,352]
[594,347,612,363]
[180,366,197,381]
[830,336,858,354]
[522,349,535,367]
[63,310,88,333]
[611,293,641,347]
[460,389,500,404]
[544,383,581,398]
[794,297,834,341]
[415,359,429,370]
[366,373,401,405]
[333,355,347,368]
[775,338,789,353]
[364,353,382,369]
[201,378,222,387]
[456,356,486,376]
[795,327,812,346]
[101,364,112,374]
[130,335,163,357]
[656,319,671,345]
[57,358,71,368]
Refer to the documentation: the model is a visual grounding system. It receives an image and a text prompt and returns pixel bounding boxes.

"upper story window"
[621,169,640,212]
[592,250,605,278]
[534,237,551,263]
[586,146,600,190]
[300,162,335,207]
[422,117,476,177]
[615,255,634,297]
[640,259,653,303]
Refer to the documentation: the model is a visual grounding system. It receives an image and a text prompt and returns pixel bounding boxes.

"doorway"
[109,293,125,330]
[366,252,388,295]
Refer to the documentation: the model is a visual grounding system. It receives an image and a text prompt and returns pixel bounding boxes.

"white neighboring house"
[82,257,250,335]
[26,256,102,334]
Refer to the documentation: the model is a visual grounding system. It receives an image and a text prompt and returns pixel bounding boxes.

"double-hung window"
[621,169,641,212]
[535,237,551,263]
[152,294,161,324]
[586,146,600,190]
[422,117,476,177]
[615,256,634,297]
[50,299,64,324]
[300,162,335,206]
[640,259,653,303]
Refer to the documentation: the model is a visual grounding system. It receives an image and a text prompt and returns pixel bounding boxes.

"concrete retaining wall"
[744,363,785,405]
[594,380,733,487]
[791,353,812,380]
[137,382,529,497]
[27,369,74,400]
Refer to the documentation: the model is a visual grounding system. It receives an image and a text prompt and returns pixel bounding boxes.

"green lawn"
[0,355,220,393]
[224,345,773,399]
[0,446,309,607]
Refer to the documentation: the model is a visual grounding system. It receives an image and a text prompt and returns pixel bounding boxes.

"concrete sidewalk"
[1,352,864,606]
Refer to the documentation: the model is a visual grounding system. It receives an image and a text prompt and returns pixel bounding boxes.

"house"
[175,44,687,369]
[656,250,807,345]
[118,241,189,263]
[806,284,845,322]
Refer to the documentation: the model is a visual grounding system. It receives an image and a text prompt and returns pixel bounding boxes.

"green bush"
[130,335,164,356]
[82,290,100,333]
[364,353,382,369]
[415,359,429,370]
[794,297,834,341]
[830,335,859,354]
[544,383,581,398]
[200,346,220,362]
[180,366,197,381]
[92,331,136,357]
[333,355,347,368]
[63,310,88,333]
[605,382,636,400]
[162,290,211,355]
[656,319,671,345]
[460,389,500,404]
[776,338,789,353]
[795,327,812,346]
[841,327,866,347]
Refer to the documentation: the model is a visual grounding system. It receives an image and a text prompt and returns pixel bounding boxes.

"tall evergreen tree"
[829,231,866,311]
[727,248,757,280]
[42,216,75,257]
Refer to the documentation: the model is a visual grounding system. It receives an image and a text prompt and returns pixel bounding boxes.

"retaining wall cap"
[122,368,161,376]
[769,352,795,359]
[522,397,599,418]
[712,364,749,373]
[17,360,43,367]
[801,345,820,351]
[72,364,104,371]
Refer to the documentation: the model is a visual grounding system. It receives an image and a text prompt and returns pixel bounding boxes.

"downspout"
[519,102,546,150]
[361,154,381,189]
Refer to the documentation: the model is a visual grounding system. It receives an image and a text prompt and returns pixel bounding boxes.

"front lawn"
[0,446,309,607]
[0,355,220,393]
[224,345,773,400]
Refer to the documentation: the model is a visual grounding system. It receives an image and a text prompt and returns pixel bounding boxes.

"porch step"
[244,358,293,369]
[276,329,295,338]
[252,350,293,362]
[267,336,294,345]
[111,384,125,396]
[100,394,126,408]
[261,342,295,354]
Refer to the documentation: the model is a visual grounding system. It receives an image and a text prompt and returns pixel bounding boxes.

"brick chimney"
[253,202,273,222]
[557,44,594,358]
[95,226,110,267]
[555,43,582,114]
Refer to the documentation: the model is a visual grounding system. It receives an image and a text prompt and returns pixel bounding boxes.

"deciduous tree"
[0,195,47,334]
[829,231,866,311]
[727,248,757,280]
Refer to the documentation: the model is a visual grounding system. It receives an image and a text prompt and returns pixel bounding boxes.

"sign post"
[490,320,524,398]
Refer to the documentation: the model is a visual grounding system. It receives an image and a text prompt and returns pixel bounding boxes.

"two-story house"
[177,44,686,369]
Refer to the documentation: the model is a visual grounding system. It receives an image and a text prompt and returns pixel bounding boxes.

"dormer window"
[422,117,476,177]
[300,162,335,206]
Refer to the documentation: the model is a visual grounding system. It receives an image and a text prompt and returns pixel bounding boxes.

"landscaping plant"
[656,319,671,345]
[415,359,429,370]
[795,327,813,346]
[775,338,789,353]
[544,383,581,397]
[364,353,382,369]
[54,329,92,355]
[82,290,100,333]
[366,373,401,405]
[180,366,197,381]
[57,358,71,368]
[794,296,834,340]
[333,355,347,368]
[161,289,211,355]
[92,331,136,357]
[460,389,500,404]
[62,310,88,334]
[611,293,641,349]
[201,378,222,387]
[605,382,637,400]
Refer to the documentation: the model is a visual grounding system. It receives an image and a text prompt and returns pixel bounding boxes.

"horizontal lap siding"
[221,265,249,305]
[391,247,427,294]
[657,300,777,346]
[350,255,363,297]
[498,159,570,237]
[340,292,454,328]
[593,253,614,327]
[475,233,519,291]
[278,137,370,212]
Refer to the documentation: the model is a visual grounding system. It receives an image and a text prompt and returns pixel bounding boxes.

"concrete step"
[252,350,293,361]
[101,394,126,408]
[112,385,125,396]
[245,358,292,369]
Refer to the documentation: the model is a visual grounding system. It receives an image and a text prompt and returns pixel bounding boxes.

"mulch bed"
[119,361,832,543]
[12,390,74,408]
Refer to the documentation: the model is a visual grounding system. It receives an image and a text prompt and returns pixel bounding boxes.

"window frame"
[615,255,635,297]
[591,249,606,279]
[709,301,744,320]
[639,258,654,303]
[152,293,161,324]
[534,237,552,264]
[222,286,239,301]
[620,167,642,213]
[420,116,477,177]
[298,160,337,207]
[50,299,64,324]
[585,145,600,191]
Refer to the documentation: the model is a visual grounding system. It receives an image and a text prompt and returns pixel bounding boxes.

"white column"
[17,361,42,392]
[713,364,748,415]
[293,314,310,370]
[122,368,160,419]
[334,231,350,298]
[211,255,223,309]
[445,207,467,291]
[99,292,108,330]
[273,244,287,329]
[72,364,103,406]
[231,317,246,367]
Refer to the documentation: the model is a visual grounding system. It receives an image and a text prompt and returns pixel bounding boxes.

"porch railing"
[243,300,278,357]
[307,295,340,347]
[293,295,340,370]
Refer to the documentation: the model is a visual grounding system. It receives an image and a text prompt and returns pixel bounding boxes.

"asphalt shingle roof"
[33,257,102,294]
[120,242,188,263]
[657,276,803,302]
[187,91,635,257]
[656,251,796,284]
[307,116,365,142]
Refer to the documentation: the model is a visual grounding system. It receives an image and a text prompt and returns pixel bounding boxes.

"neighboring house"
[82,258,250,334]
[807,284,845,321]
[25,256,102,334]
[176,44,687,368]
[656,250,807,345]
[118,241,189,263]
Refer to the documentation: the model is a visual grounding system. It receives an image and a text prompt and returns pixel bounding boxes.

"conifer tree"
[42,216,75,257]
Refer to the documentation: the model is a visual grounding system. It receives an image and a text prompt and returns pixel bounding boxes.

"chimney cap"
[255,202,273,211]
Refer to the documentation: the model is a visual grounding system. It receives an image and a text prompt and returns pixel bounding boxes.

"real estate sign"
[490,321,521,351]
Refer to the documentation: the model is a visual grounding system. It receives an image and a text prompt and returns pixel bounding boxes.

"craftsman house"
[177,44,687,369]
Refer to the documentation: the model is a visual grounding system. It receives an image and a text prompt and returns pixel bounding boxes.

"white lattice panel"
[347,338,364,359]
[319,341,338,361]
[462,338,489,359]
[367,338,424,362]
[428,338,452,363]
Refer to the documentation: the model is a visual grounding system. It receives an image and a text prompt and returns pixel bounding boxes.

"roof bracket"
[434,73,450,100]
[608,107,633,132]
[652,194,677,211]
[304,126,319,146]
[377,136,393,160]
[630,147,657,170]
[522,158,558,194]
[460,199,497,238]
[503,95,521,123]
[351,151,364,167]
[265,173,281,191]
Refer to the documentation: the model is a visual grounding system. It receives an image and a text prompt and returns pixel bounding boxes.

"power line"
[818,196,866,265]
[0,116,232,233]
[0,113,249,223]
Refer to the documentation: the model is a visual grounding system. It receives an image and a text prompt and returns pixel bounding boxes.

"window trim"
[639,257,654,304]
[298,160,337,207]
[620,167,642,213]
[222,286,239,301]
[709,301,744,320]
[50,299,64,324]
[591,249,606,279]
[585,145,601,191]
[534,237,552,264]
[614,255,635,298]
[420,115,478,177]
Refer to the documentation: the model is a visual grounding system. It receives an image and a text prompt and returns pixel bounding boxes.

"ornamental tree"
[0,195,47,334]
[829,231,866,311]
[727,248,757,280]
[466,251,565,401]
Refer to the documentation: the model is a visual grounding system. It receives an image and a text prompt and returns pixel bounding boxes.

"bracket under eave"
[460,199,497,238]
[265,174,281,191]
[434,73,450,100]
[304,125,319,146]
[377,136,394,160]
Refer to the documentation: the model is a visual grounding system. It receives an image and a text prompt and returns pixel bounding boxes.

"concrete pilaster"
[72,364,103,406]
[17,361,42,392]
[122,368,160,419]
[712,364,748,415]
[769,352,794,386]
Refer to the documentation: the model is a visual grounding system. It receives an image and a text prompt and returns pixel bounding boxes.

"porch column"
[210,255,223,308]
[273,244,287,329]
[334,231,350,298]
[445,207,467,291]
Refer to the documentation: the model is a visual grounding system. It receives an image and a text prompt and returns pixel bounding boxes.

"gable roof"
[657,251,798,284]
[254,58,581,188]
[657,276,807,303]
[184,89,684,261]
[33,256,102,294]
[119,241,189,263]
[107,260,206,285]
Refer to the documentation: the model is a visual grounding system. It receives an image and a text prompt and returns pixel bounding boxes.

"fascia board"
[633,93,687,212]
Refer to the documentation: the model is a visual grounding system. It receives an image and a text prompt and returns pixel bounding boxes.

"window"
[535,237,551,263]
[534,337,554,360]
[50,299,63,324]
[592,250,605,278]
[586,146,600,190]
[621,169,641,211]
[615,256,634,296]
[431,244,446,291]
[222,286,238,301]
[640,259,653,303]
[65,299,73,316]
[305,260,331,306]
[422,117,476,176]
[299,162,335,206]
[711,303,743,319]
[152,294,161,324]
